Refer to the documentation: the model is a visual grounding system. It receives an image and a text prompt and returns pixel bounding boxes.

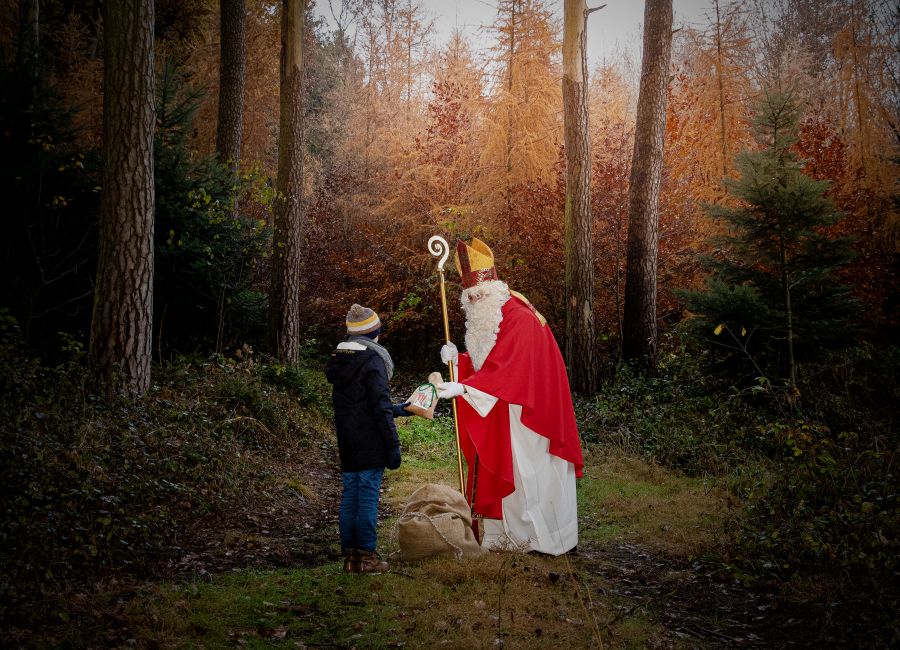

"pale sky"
[316,1,719,68]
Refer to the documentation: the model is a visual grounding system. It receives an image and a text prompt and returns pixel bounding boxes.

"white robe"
[462,386,579,555]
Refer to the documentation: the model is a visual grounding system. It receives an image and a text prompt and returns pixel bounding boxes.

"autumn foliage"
[2,0,896,365]
[1,3,898,642]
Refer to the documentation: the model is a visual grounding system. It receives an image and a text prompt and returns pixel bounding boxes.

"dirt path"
[10,437,854,649]
[580,540,837,647]
[168,446,345,577]
[156,437,812,648]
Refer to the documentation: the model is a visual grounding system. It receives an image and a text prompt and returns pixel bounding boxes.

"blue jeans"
[339,467,384,552]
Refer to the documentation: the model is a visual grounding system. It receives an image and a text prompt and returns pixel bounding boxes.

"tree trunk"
[505,0,516,209]
[622,0,672,371]
[19,0,39,84]
[714,0,727,180]
[562,0,597,393]
[89,0,155,397]
[268,0,306,365]
[216,0,246,172]
[778,229,797,393]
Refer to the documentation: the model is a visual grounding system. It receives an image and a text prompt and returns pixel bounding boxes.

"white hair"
[461,280,510,371]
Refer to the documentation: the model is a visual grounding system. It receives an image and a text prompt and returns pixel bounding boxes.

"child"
[325,303,409,574]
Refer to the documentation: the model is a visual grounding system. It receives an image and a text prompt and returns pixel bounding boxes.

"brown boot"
[357,550,389,574]
[343,549,361,573]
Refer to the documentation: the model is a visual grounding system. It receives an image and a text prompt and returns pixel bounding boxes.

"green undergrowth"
[131,552,667,650]
[578,337,899,642]
[0,335,333,628]
[574,340,778,476]
[2,326,896,646]
[120,415,717,650]
[395,413,458,471]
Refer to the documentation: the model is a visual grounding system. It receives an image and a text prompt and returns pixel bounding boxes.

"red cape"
[456,296,584,520]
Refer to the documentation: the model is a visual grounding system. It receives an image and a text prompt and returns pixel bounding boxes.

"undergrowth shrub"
[729,345,898,636]
[0,332,332,625]
[577,334,897,639]
[576,335,779,475]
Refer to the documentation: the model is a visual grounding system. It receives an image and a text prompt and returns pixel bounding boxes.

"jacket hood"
[325,342,378,387]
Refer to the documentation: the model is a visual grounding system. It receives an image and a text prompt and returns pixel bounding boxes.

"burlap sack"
[404,371,443,419]
[396,483,486,562]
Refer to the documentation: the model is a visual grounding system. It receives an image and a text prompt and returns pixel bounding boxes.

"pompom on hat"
[454,238,499,288]
[346,303,381,336]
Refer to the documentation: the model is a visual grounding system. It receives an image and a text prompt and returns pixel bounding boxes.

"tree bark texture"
[89,0,155,397]
[216,0,246,170]
[269,0,306,365]
[622,0,672,370]
[20,0,39,69]
[562,0,597,393]
[714,0,728,179]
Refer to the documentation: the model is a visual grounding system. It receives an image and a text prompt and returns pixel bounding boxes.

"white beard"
[462,281,510,371]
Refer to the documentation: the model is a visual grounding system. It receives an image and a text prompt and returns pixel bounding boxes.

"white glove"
[440,341,459,365]
[437,381,466,399]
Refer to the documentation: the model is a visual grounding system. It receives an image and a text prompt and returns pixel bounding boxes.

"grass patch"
[132,552,653,649]
[121,415,725,648]
[578,450,729,557]
[395,415,458,470]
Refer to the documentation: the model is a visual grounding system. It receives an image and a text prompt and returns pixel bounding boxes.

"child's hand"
[391,402,411,418]
[387,445,401,470]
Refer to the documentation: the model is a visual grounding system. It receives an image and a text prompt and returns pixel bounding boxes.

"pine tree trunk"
[563,0,597,393]
[268,0,306,365]
[622,0,673,371]
[216,0,246,171]
[89,0,155,397]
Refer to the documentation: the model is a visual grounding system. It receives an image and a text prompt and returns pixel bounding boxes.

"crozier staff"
[437,239,584,555]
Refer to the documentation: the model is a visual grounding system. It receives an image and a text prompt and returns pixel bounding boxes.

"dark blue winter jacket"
[325,341,404,472]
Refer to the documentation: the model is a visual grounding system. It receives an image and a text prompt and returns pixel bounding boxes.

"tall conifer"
[679,91,858,387]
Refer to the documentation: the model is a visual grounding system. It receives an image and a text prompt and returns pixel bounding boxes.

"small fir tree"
[679,91,858,389]
[154,60,270,355]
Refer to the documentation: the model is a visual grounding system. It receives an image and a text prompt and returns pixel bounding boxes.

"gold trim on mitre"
[454,238,499,288]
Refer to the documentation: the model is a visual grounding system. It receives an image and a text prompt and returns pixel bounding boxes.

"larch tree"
[370,0,435,226]
[589,63,635,345]
[89,0,156,397]
[359,10,380,181]
[667,3,753,212]
[479,0,561,213]
[416,31,484,212]
[357,0,412,185]
[268,0,307,365]
[832,0,899,245]
[710,0,742,179]
[562,0,599,392]
[396,0,434,123]
[216,0,247,174]
[622,0,673,370]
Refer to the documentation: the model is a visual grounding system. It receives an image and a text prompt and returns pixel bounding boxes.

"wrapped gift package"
[404,371,443,419]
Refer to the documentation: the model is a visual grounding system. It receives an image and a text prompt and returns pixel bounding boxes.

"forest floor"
[12,423,848,648]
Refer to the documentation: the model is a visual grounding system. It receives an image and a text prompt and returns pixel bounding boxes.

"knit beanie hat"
[346,303,382,337]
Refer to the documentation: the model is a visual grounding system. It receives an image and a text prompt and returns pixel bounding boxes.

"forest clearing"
[1,0,897,647]
[2,356,895,647]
